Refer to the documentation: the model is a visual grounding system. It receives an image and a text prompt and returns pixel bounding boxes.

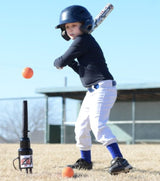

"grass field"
[0,144,160,181]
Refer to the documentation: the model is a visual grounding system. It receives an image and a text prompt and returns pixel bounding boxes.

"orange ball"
[62,167,74,178]
[22,67,33,79]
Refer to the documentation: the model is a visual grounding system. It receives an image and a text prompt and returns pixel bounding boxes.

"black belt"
[87,80,116,93]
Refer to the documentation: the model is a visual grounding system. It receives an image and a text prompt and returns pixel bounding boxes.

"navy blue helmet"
[55,5,94,40]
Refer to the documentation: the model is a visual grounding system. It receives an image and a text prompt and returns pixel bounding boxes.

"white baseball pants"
[75,80,117,150]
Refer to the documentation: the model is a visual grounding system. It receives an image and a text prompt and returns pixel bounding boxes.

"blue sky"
[0,0,160,98]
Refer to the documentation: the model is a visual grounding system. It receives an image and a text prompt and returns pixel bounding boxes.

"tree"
[0,98,45,143]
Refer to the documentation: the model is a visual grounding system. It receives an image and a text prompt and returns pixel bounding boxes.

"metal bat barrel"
[90,3,114,33]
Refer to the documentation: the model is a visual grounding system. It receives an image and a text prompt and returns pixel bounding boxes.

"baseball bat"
[90,3,114,33]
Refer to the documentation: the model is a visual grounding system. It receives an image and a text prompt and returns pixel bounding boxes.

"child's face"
[65,22,83,40]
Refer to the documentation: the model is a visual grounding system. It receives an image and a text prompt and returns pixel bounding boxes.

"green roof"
[35,82,160,101]
[36,82,160,94]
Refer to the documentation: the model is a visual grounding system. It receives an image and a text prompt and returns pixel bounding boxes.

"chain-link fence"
[0,97,79,143]
[1,97,160,144]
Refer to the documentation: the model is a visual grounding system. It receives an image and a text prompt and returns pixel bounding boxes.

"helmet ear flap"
[61,28,70,41]
[80,18,94,33]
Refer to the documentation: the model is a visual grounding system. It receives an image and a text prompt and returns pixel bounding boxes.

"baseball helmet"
[55,5,94,40]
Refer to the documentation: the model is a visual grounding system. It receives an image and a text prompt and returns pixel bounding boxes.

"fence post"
[45,96,49,143]
[61,96,66,144]
[132,93,136,144]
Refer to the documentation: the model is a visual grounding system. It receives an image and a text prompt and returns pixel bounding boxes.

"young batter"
[54,5,132,175]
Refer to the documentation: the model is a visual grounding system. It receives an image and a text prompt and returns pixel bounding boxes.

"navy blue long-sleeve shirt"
[54,34,113,87]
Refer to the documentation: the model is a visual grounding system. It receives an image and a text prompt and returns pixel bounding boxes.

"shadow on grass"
[73,173,88,179]
[132,167,160,175]
[95,167,160,176]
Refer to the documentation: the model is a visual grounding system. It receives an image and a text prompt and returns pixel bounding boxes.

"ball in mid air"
[22,67,33,79]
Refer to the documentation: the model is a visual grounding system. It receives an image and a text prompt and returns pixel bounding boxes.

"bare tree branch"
[0,99,45,142]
